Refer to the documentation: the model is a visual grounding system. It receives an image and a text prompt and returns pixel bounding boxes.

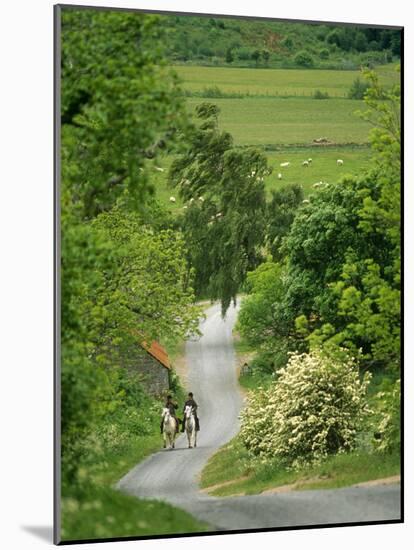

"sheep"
[302,199,310,204]
[169,196,176,203]
[154,166,164,172]
[189,198,195,204]
[278,173,283,180]
[308,158,313,163]
[280,162,290,167]
[337,159,344,166]
[302,160,309,167]
[183,205,188,210]
[198,196,205,202]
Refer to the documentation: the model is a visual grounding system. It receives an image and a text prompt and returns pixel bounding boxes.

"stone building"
[134,340,171,395]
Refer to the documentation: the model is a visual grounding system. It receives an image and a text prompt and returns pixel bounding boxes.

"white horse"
[161,408,177,449]
[184,405,197,449]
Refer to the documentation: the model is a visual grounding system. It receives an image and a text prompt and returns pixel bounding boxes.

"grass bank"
[200,437,400,497]
[61,430,209,542]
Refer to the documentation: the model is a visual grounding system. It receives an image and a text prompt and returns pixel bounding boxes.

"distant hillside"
[159,14,401,70]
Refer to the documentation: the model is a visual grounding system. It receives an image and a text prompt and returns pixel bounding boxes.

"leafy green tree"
[225,47,234,63]
[169,103,269,313]
[262,49,270,65]
[266,184,304,260]
[300,70,401,370]
[61,8,189,219]
[60,9,201,485]
[251,49,261,66]
[238,262,289,346]
[348,77,370,99]
[294,50,314,67]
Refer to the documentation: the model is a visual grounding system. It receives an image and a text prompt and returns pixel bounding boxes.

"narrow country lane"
[117,302,400,531]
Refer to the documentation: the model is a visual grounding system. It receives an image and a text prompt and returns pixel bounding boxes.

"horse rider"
[160,394,180,434]
[181,392,200,432]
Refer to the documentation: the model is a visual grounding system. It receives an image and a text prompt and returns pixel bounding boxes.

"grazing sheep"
[183,205,188,210]
[278,173,283,180]
[337,159,344,166]
[189,198,195,204]
[198,196,204,202]
[302,160,309,167]
[308,158,313,163]
[154,166,164,172]
[215,212,223,218]
[280,162,290,167]
[169,196,176,203]
[302,199,310,204]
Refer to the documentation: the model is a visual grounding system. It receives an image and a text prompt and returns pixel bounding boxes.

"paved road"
[117,302,401,531]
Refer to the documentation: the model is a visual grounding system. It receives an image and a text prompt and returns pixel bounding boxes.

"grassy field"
[150,145,372,214]
[200,437,400,497]
[174,64,399,98]
[148,62,394,209]
[185,97,372,146]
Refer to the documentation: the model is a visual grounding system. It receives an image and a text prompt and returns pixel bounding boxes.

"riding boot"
[160,420,163,434]
[181,418,185,432]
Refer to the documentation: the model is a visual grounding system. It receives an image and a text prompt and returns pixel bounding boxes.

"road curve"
[117,302,401,531]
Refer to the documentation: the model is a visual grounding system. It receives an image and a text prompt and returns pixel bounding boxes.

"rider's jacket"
[183,398,198,415]
[165,402,178,416]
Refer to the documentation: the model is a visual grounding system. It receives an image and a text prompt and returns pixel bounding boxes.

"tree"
[294,50,314,67]
[61,8,189,219]
[262,49,270,65]
[266,184,304,260]
[60,9,201,485]
[237,262,289,347]
[225,47,234,63]
[298,69,401,371]
[251,49,261,66]
[169,103,269,314]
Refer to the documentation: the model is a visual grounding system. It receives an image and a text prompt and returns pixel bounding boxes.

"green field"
[150,63,395,210]
[175,64,399,98]
[186,97,371,146]
[150,146,372,213]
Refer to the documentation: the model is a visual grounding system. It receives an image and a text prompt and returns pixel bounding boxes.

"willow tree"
[169,103,269,314]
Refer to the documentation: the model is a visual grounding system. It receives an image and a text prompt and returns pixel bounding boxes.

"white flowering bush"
[240,349,371,468]
[372,378,400,454]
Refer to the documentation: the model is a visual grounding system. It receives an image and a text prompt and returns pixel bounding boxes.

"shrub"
[348,77,370,99]
[372,378,400,454]
[319,48,330,59]
[281,36,294,51]
[240,349,371,469]
[294,51,314,67]
[234,46,253,61]
[313,89,330,99]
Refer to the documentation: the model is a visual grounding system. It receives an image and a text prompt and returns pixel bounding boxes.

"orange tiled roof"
[141,340,171,370]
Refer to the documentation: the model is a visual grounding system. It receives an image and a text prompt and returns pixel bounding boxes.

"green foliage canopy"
[169,103,269,313]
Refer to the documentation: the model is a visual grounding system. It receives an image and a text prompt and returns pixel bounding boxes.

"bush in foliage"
[372,378,400,454]
[240,349,371,468]
[313,89,330,99]
[294,50,314,67]
[348,77,370,99]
